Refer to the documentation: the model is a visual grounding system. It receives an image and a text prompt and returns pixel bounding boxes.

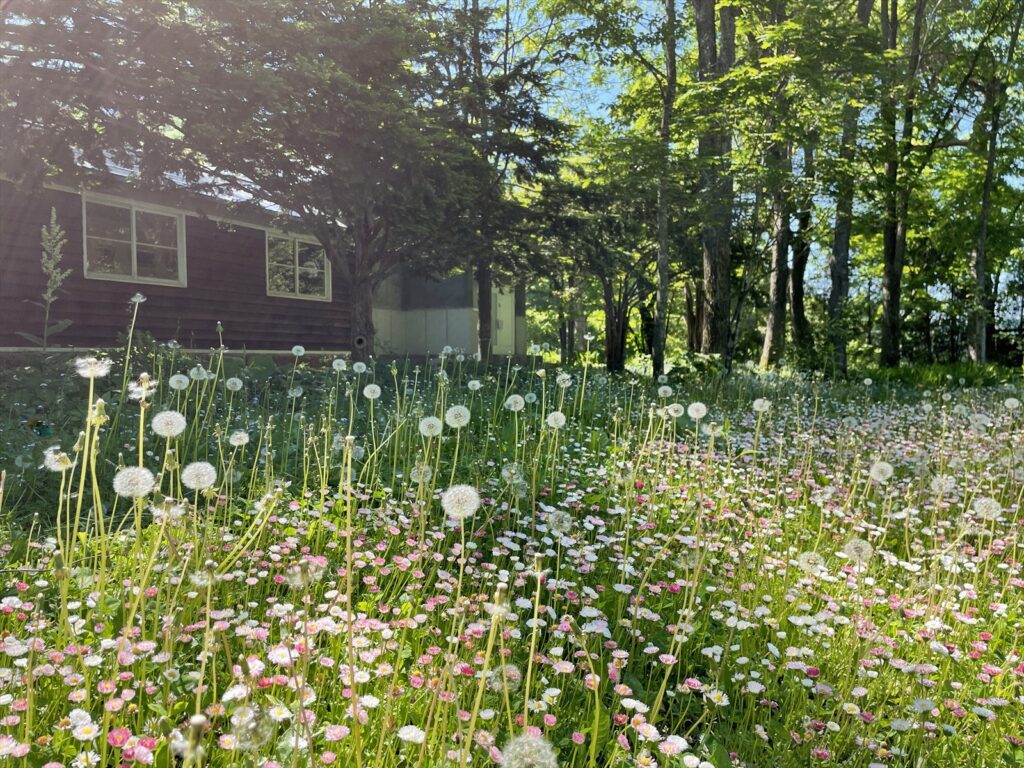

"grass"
[0,329,1023,768]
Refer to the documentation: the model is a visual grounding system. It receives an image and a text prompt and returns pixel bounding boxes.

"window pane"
[268,258,296,294]
[137,244,179,281]
[86,237,132,277]
[297,242,325,271]
[297,243,327,297]
[298,268,327,297]
[268,237,294,266]
[86,201,131,240]
[135,210,177,248]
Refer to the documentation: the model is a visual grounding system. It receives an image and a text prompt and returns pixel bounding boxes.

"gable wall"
[0,182,352,351]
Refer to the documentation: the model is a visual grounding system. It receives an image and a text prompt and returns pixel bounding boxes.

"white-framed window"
[266,234,330,301]
[82,195,186,286]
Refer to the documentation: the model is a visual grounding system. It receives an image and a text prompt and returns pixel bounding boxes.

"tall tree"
[543,0,681,375]
[970,0,1023,363]
[827,0,874,375]
[878,0,928,368]
[693,0,736,360]
[758,0,792,369]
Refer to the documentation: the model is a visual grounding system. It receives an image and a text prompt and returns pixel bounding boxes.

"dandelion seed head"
[442,484,480,521]
[112,467,155,499]
[419,416,443,438]
[546,411,566,429]
[869,461,894,483]
[74,357,111,379]
[504,394,526,412]
[501,734,558,768]
[445,405,471,429]
[151,410,187,439]
[182,462,217,491]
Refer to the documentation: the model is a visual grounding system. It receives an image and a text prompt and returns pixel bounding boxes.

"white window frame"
[81,192,187,287]
[265,232,332,302]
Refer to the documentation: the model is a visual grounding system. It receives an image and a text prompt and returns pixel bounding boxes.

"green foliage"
[16,207,72,349]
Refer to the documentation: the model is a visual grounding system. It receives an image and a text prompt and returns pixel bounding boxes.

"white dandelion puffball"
[869,460,894,483]
[445,405,471,429]
[442,484,480,521]
[352,361,367,375]
[504,394,526,412]
[228,430,249,448]
[657,385,673,398]
[524,392,537,404]
[288,386,303,399]
[687,402,707,420]
[74,357,112,379]
[42,446,73,472]
[181,461,217,491]
[363,383,382,400]
[798,551,826,575]
[974,497,1003,521]
[151,410,187,439]
[1005,397,1020,411]
[113,467,156,499]
[291,345,306,357]
[753,397,771,414]
[225,377,243,392]
[168,374,190,391]
[546,410,567,429]
[396,725,425,745]
[502,734,558,768]
[332,358,347,372]
[419,416,443,437]
[189,366,206,381]
[842,538,874,565]
[666,403,685,418]
[930,474,957,495]
[468,379,482,391]
[556,372,572,388]
[548,510,574,534]
[409,464,433,484]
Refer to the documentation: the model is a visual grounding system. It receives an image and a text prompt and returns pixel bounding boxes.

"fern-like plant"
[18,207,73,349]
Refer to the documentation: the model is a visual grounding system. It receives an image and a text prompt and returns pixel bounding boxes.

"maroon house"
[1,179,529,357]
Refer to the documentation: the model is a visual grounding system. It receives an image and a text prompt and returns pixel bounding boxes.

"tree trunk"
[971,4,1022,363]
[759,150,790,369]
[652,0,678,377]
[349,275,375,360]
[694,0,735,360]
[476,259,493,361]
[879,0,927,368]
[828,0,873,376]
[790,220,812,358]
[639,299,656,359]
[790,144,815,363]
[341,235,376,360]
[603,278,628,372]
[757,1,790,370]
[684,283,700,352]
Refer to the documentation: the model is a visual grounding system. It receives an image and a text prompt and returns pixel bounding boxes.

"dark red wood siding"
[0,181,352,351]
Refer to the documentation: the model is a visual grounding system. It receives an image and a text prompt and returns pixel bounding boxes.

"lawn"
[0,344,1021,768]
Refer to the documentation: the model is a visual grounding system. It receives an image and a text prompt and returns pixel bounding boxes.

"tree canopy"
[4,0,1024,370]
